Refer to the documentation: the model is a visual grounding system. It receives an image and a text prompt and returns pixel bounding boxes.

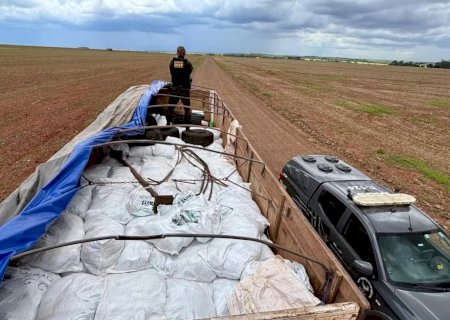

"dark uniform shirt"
[169,57,193,88]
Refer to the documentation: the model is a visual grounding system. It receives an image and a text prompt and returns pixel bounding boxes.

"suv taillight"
[278,172,286,181]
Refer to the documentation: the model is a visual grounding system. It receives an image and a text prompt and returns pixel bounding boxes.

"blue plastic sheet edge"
[0,80,166,281]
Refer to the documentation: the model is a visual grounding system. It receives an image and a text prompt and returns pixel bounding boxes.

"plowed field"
[0,45,448,230]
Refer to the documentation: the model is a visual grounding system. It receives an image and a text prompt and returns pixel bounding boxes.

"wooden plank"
[328,271,344,304]
[210,302,359,320]
[273,195,286,240]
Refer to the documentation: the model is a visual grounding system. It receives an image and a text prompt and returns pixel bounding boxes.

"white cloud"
[0,0,449,60]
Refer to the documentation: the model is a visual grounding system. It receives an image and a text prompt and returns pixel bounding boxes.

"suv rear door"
[309,187,348,258]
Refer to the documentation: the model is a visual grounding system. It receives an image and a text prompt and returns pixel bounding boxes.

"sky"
[0,0,449,62]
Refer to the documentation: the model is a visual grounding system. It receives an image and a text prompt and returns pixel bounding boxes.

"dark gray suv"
[279,155,450,320]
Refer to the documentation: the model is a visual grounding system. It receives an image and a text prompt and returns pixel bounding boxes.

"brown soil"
[0,45,201,201]
[0,46,448,231]
[194,57,449,230]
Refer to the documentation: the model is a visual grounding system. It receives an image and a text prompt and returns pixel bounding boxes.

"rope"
[10,233,331,279]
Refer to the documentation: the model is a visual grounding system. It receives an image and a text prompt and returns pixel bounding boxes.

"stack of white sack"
[17,213,84,274]
[0,267,60,320]
[10,130,320,319]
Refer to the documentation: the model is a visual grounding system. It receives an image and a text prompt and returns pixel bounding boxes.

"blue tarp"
[0,80,166,281]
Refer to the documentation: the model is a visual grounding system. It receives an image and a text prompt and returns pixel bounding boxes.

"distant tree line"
[390,60,450,69]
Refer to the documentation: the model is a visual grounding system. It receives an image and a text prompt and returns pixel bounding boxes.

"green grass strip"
[336,100,394,115]
[427,98,450,109]
[385,154,450,189]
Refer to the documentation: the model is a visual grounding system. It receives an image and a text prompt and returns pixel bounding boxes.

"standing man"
[167,46,193,124]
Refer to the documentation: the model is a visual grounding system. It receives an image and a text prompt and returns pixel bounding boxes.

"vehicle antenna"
[408,214,413,232]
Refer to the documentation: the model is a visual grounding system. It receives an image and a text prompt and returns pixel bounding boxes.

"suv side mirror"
[352,260,373,276]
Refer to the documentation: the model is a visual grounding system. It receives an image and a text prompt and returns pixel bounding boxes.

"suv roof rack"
[352,192,416,207]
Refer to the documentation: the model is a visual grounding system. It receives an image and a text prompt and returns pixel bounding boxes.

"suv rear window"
[318,190,346,226]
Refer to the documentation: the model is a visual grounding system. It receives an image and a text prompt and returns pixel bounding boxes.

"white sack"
[240,260,263,280]
[221,210,261,238]
[153,143,176,159]
[95,270,166,320]
[126,215,194,255]
[154,182,180,197]
[129,145,153,158]
[201,239,262,279]
[171,162,203,193]
[108,240,166,274]
[212,278,238,317]
[37,273,105,320]
[285,260,314,293]
[205,139,225,153]
[186,147,215,160]
[217,188,269,233]
[109,166,136,182]
[227,256,321,315]
[217,182,252,199]
[81,164,111,185]
[81,215,124,275]
[126,156,144,168]
[159,193,221,243]
[0,267,60,320]
[87,186,131,224]
[126,186,155,217]
[165,279,216,320]
[260,238,275,261]
[63,185,94,217]
[163,242,216,282]
[20,213,84,273]
[101,156,122,168]
[225,243,274,280]
[165,136,185,145]
[140,158,173,182]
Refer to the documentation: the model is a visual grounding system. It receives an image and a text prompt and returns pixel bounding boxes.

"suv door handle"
[332,242,343,255]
